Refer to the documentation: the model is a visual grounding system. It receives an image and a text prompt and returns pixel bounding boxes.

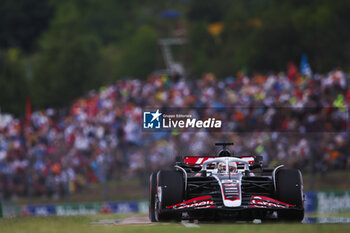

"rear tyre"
[156,170,184,221]
[149,172,157,222]
[276,168,304,221]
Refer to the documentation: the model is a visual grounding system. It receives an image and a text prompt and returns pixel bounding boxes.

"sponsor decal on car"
[249,196,294,208]
[167,196,215,210]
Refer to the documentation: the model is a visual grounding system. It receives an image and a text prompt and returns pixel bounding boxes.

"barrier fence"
[0,191,349,217]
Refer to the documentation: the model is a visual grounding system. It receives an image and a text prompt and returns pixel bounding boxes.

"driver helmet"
[217,162,226,173]
[228,161,237,173]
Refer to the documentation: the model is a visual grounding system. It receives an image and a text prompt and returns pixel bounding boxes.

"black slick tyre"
[156,170,184,221]
[276,168,304,222]
[149,172,157,222]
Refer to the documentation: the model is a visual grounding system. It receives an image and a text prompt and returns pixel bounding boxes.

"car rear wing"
[180,155,263,170]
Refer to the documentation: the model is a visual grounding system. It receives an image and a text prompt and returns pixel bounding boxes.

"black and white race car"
[149,143,304,222]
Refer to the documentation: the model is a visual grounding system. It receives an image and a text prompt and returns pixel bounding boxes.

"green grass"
[0,214,349,233]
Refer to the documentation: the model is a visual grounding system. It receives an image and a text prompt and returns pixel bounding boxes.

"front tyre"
[276,168,304,221]
[149,172,157,222]
[155,170,184,221]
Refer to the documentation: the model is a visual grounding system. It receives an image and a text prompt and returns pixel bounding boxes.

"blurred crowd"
[0,67,349,200]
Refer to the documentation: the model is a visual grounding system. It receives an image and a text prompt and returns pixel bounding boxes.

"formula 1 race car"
[149,143,304,222]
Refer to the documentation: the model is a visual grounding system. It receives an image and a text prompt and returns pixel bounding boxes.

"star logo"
[150,109,162,122]
[143,109,162,129]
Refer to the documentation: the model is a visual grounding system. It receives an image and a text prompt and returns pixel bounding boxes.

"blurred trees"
[117,26,157,78]
[0,0,53,52]
[30,1,102,108]
[188,0,350,75]
[1,0,350,115]
[0,49,27,115]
